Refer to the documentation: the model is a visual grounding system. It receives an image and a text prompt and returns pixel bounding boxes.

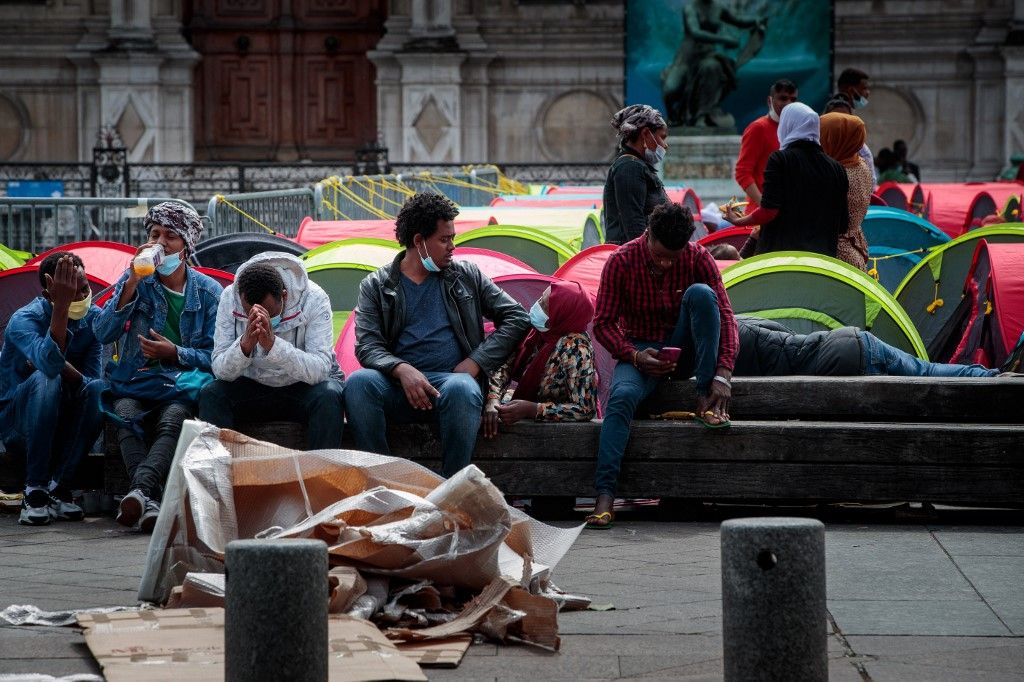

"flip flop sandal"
[696,410,731,429]
[584,511,614,529]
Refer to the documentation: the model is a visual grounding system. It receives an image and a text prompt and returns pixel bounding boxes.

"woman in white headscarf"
[724,102,849,258]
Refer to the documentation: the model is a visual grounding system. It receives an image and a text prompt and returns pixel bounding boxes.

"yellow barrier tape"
[214,194,274,234]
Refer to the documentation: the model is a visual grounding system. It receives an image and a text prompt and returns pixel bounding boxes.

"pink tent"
[715,259,738,271]
[552,244,617,296]
[0,265,113,344]
[452,247,537,278]
[546,185,603,194]
[27,241,135,287]
[333,312,360,378]
[296,217,491,249]
[920,183,1024,238]
[951,241,1024,367]
[489,197,601,208]
[491,273,558,309]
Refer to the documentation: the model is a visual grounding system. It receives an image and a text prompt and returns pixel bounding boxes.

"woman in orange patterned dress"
[820,112,872,270]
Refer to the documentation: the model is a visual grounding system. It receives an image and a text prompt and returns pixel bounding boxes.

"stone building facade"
[0,0,1022,181]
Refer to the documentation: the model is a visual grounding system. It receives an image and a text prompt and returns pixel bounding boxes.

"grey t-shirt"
[393,274,464,373]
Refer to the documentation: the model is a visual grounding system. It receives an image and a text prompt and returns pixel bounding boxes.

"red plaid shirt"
[593,235,739,371]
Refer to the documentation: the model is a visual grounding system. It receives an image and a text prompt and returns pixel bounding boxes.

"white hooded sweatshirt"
[211,252,343,387]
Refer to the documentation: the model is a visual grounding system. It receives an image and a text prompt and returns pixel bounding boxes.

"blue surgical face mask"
[853,95,868,110]
[270,314,282,330]
[529,300,549,332]
[417,241,441,273]
[156,248,184,276]
[644,138,667,166]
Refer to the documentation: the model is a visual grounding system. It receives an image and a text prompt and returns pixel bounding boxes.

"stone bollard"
[225,539,329,682]
[720,517,827,682]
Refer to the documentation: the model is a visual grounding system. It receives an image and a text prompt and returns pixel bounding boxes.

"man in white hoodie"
[199,252,345,447]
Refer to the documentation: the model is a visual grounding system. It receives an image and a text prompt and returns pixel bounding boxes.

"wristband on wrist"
[631,350,639,367]
[713,375,732,389]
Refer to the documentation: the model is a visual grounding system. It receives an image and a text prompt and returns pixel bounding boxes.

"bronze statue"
[662,0,767,129]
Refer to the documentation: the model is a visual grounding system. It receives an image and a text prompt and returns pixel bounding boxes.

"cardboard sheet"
[78,608,426,682]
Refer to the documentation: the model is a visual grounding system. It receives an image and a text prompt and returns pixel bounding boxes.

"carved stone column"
[71,0,198,163]
[369,0,493,163]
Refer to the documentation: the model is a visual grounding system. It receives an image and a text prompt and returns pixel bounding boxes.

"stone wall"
[370,0,625,165]
[835,0,1020,181]
[0,0,196,163]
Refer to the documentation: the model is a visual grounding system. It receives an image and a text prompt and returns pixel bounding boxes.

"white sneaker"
[49,486,84,521]
[116,489,147,528]
[139,499,160,534]
[19,490,54,526]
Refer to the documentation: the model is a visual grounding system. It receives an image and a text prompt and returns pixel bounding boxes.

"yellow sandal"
[584,511,614,529]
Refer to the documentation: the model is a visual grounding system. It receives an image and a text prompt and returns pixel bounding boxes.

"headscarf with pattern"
[144,202,203,256]
[611,104,667,143]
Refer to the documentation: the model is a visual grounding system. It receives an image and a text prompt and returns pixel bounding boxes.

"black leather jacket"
[354,252,531,378]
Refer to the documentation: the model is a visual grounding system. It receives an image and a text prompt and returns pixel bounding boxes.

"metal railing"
[0,197,197,253]
[207,188,316,238]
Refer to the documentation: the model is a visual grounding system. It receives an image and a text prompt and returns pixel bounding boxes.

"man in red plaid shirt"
[586,202,739,527]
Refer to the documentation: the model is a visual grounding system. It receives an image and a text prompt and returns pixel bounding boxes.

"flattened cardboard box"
[79,608,427,682]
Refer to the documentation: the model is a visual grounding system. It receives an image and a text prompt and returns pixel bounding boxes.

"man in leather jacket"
[344,193,531,476]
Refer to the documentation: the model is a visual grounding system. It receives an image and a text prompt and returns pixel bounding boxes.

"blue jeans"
[344,368,483,477]
[593,284,722,496]
[859,332,998,378]
[199,377,345,449]
[0,372,104,489]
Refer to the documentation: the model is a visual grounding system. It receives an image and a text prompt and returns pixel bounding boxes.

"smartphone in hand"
[657,346,681,363]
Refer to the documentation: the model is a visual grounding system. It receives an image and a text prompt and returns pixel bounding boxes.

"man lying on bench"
[735,316,999,378]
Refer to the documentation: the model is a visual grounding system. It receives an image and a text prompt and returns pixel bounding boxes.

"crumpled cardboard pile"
[104,420,588,679]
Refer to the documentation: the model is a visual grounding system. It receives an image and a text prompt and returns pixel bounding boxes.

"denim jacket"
[0,297,104,404]
[92,267,222,384]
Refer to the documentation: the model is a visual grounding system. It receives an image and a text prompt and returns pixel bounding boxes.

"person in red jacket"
[734,79,798,212]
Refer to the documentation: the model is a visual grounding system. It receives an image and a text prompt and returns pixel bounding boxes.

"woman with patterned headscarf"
[820,112,872,269]
[602,104,670,245]
[93,201,223,533]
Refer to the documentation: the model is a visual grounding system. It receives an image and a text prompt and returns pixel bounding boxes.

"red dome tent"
[27,241,135,287]
[950,240,1024,368]
[698,227,753,251]
[0,265,112,344]
[452,247,536,279]
[552,244,617,296]
[918,183,1024,238]
[875,182,915,212]
[296,217,490,250]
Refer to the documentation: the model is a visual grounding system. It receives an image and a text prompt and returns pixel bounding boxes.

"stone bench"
[100,376,1024,506]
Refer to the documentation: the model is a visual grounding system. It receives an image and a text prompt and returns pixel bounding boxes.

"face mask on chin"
[156,248,185,276]
[416,241,441,273]
[853,95,868,110]
[767,97,780,122]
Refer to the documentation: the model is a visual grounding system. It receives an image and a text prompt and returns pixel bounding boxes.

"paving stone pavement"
[0,515,1022,680]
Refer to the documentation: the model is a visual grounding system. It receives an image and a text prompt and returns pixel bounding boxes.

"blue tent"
[861,207,950,292]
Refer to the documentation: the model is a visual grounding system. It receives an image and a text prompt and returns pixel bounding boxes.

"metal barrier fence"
[315,166,517,222]
[207,188,316,238]
[0,197,197,253]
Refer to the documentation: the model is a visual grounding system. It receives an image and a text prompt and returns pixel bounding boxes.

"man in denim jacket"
[93,202,222,532]
[0,253,104,526]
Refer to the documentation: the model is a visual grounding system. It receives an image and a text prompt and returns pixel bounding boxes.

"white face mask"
[767,97,780,122]
[643,131,667,166]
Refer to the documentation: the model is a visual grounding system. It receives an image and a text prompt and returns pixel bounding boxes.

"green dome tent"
[301,237,400,269]
[305,262,377,313]
[894,224,1024,359]
[453,225,577,275]
[0,246,24,270]
[723,252,928,358]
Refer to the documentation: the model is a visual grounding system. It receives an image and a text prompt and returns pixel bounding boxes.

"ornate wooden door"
[188,0,385,161]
